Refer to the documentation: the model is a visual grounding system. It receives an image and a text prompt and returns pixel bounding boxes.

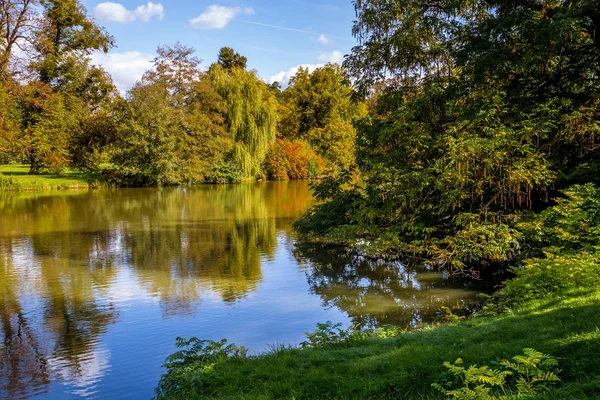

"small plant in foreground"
[155,337,247,399]
[433,348,560,399]
[300,321,401,348]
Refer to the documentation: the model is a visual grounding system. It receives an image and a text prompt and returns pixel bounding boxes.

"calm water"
[0,182,484,399]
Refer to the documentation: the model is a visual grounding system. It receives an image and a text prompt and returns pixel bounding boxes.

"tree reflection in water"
[0,182,482,399]
[295,244,485,330]
[0,182,313,398]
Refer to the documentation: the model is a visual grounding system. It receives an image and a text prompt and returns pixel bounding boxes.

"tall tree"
[19,0,114,174]
[207,63,277,178]
[217,47,247,70]
[298,0,600,271]
[0,0,38,80]
[34,0,113,85]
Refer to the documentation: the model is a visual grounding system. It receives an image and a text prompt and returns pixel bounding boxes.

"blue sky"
[83,0,358,92]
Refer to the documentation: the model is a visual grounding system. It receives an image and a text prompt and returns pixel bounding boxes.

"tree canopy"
[297,0,600,272]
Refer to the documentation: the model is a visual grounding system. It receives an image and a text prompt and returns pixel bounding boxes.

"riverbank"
[155,256,600,399]
[0,165,105,191]
[154,185,600,399]
[0,164,313,191]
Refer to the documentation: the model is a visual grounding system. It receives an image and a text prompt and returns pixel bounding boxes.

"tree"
[0,79,21,162]
[114,80,180,185]
[14,0,115,174]
[114,44,229,185]
[0,0,38,80]
[217,47,247,70]
[207,64,277,178]
[298,0,600,272]
[281,64,366,170]
[34,0,113,85]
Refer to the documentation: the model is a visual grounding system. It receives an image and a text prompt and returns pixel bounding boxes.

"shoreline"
[0,164,317,192]
[154,253,600,399]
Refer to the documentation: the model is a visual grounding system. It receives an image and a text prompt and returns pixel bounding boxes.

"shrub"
[155,338,247,399]
[264,139,324,180]
[203,160,243,184]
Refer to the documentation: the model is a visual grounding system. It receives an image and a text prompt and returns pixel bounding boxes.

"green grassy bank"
[154,185,600,399]
[0,165,105,191]
[154,262,600,399]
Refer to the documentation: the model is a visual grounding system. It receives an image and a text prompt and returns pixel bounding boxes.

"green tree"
[114,79,179,185]
[114,44,229,185]
[281,64,366,170]
[207,63,277,179]
[34,0,113,85]
[18,0,115,174]
[298,0,600,272]
[217,47,247,70]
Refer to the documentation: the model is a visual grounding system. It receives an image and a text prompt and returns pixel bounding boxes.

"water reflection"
[0,182,313,399]
[296,245,486,329]
[0,182,481,399]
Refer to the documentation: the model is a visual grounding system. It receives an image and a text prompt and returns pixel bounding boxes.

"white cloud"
[190,5,254,29]
[268,50,345,88]
[269,64,321,88]
[90,51,154,94]
[94,2,164,24]
[317,50,344,64]
[317,34,330,46]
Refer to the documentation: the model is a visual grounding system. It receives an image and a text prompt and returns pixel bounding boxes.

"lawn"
[0,165,105,191]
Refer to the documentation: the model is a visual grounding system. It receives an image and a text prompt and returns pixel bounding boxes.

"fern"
[433,348,560,399]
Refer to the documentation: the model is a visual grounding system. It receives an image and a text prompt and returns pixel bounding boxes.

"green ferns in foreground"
[433,349,560,399]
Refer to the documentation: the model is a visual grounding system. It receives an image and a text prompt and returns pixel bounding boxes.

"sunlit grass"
[0,164,105,191]
[155,289,600,399]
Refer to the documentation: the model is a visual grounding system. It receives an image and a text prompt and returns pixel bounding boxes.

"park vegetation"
[0,0,365,189]
[152,0,600,398]
[2,0,600,398]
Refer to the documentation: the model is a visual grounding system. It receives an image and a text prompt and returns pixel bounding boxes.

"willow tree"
[207,64,277,178]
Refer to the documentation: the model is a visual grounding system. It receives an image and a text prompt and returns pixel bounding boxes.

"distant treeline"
[0,0,366,186]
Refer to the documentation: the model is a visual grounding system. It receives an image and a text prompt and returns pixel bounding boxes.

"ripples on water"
[0,182,488,399]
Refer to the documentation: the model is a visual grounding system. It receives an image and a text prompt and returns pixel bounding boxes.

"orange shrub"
[264,139,324,180]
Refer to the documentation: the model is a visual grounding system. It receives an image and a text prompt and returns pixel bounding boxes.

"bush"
[481,184,600,314]
[203,160,243,184]
[264,139,324,180]
[155,337,247,399]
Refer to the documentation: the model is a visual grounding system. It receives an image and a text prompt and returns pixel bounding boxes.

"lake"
[0,182,486,399]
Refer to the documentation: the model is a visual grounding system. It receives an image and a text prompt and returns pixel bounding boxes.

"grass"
[154,286,600,399]
[0,164,105,191]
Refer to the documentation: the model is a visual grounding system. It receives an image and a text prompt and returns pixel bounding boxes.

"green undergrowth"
[0,165,107,191]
